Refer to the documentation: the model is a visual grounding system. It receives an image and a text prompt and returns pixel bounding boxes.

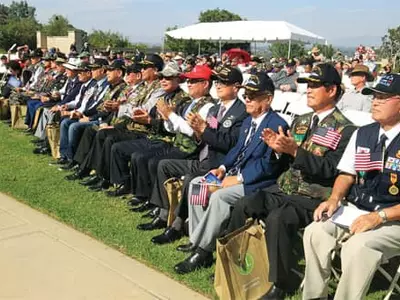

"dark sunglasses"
[244,91,270,100]
[159,75,176,81]
[187,78,206,84]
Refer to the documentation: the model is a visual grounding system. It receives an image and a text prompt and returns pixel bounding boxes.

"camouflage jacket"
[277,108,355,200]
[147,87,191,143]
[172,94,215,155]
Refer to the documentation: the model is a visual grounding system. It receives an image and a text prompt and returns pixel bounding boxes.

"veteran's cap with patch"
[126,63,142,74]
[140,54,164,71]
[362,74,400,96]
[89,58,109,69]
[212,66,243,85]
[159,61,181,77]
[297,63,341,86]
[241,72,275,94]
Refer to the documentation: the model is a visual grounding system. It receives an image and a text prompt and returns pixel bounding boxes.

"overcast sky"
[2,0,398,47]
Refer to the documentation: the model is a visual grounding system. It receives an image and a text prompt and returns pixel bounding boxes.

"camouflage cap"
[78,51,90,58]
[159,61,181,77]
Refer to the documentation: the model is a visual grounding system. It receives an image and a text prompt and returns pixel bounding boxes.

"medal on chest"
[389,173,399,195]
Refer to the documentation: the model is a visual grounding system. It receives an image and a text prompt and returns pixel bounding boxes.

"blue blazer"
[223,109,289,195]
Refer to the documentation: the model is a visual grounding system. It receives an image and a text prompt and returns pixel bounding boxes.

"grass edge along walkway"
[0,122,390,300]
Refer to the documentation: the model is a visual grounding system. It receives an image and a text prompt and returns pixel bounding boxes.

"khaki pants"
[302,219,400,300]
[10,104,28,129]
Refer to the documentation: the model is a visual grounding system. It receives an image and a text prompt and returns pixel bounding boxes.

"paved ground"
[0,192,209,300]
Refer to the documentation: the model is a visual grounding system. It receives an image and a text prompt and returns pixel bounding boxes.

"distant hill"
[330,35,382,48]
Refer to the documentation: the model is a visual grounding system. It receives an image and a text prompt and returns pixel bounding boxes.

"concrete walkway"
[0,193,209,300]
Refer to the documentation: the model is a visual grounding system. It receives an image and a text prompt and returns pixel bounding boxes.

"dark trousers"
[227,184,320,289]
[130,145,189,199]
[25,99,42,128]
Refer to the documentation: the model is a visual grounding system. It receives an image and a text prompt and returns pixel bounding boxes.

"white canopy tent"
[165,21,326,57]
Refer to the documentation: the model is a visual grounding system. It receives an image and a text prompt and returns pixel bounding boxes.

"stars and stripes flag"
[207,116,218,129]
[355,152,384,171]
[190,183,209,206]
[311,127,342,150]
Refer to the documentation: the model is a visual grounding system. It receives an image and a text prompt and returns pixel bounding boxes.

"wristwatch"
[378,209,388,223]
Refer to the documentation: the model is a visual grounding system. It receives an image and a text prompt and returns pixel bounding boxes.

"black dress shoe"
[130,200,153,212]
[106,185,131,197]
[127,196,145,207]
[259,285,285,300]
[80,175,100,186]
[151,227,183,245]
[33,147,50,155]
[141,207,160,219]
[176,243,196,253]
[137,217,167,231]
[65,169,90,181]
[88,179,110,192]
[49,157,69,165]
[58,161,77,171]
[174,248,213,274]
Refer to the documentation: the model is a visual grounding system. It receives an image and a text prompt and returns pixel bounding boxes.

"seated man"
[225,64,356,298]
[173,73,289,274]
[149,66,248,245]
[302,74,400,300]
[270,59,299,92]
[337,64,374,112]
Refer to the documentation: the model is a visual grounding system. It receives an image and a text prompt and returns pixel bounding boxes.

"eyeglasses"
[306,81,325,89]
[159,75,176,81]
[187,78,206,84]
[243,91,270,100]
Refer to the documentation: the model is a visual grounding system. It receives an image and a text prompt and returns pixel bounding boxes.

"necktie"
[376,133,388,162]
[217,105,226,121]
[227,121,257,175]
[304,115,319,141]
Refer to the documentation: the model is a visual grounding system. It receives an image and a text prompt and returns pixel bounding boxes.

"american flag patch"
[190,183,209,206]
[355,152,383,171]
[311,127,341,150]
[207,116,218,129]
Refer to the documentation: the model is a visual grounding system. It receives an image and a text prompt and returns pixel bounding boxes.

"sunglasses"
[187,78,206,84]
[244,91,270,100]
[159,75,176,81]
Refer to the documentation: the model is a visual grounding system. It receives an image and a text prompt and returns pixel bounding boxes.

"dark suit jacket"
[223,109,289,195]
[200,98,248,170]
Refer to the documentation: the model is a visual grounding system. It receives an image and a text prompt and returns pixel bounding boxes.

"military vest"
[147,88,191,143]
[173,95,215,154]
[278,108,354,200]
[97,80,127,111]
[347,122,400,211]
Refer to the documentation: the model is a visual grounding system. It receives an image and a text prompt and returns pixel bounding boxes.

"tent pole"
[255,42,257,55]
[161,36,165,53]
[219,40,222,57]
[288,39,292,59]
[198,41,201,56]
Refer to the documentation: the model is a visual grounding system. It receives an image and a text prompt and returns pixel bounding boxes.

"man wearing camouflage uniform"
[225,64,356,299]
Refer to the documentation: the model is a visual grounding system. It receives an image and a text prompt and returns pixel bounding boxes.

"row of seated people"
[10,55,400,300]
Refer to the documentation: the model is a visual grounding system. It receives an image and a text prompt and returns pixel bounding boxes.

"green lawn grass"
[0,122,393,300]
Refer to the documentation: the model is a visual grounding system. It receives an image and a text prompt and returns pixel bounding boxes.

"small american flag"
[190,183,209,206]
[311,127,341,150]
[207,116,218,129]
[355,152,383,171]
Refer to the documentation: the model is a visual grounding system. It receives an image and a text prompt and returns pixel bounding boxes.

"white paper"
[330,205,369,228]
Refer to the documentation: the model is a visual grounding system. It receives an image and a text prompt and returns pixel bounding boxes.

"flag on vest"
[207,116,218,129]
[355,152,383,171]
[311,127,341,150]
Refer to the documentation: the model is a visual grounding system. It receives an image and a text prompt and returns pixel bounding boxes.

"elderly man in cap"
[117,65,214,212]
[57,59,110,165]
[33,61,83,154]
[270,59,299,92]
[148,66,248,243]
[225,64,356,298]
[173,72,288,274]
[337,64,374,112]
[302,74,400,300]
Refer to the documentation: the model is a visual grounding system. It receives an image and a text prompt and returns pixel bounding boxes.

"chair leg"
[382,265,400,300]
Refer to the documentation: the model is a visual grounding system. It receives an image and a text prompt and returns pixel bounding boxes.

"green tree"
[269,42,305,59]
[313,44,336,59]
[198,8,242,22]
[164,25,198,54]
[380,26,400,70]
[88,29,132,49]
[0,17,38,49]
[42,14,75,36]
[0,4,9,25]
[8,0,35,19]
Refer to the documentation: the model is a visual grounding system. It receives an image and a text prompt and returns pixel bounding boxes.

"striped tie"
[227,121,257,176]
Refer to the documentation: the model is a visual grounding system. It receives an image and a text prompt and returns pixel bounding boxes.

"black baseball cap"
[297,63,341,86]
[30,48,43,58]
[285,59,296,67]
[241,72,275,95]
[126,63,142,74]
[212,66,243,85]
[75,61,92,72]
[105,60,126,71]
[89,58,109,69]
[362,74,400,96]
[140,54,164,71]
